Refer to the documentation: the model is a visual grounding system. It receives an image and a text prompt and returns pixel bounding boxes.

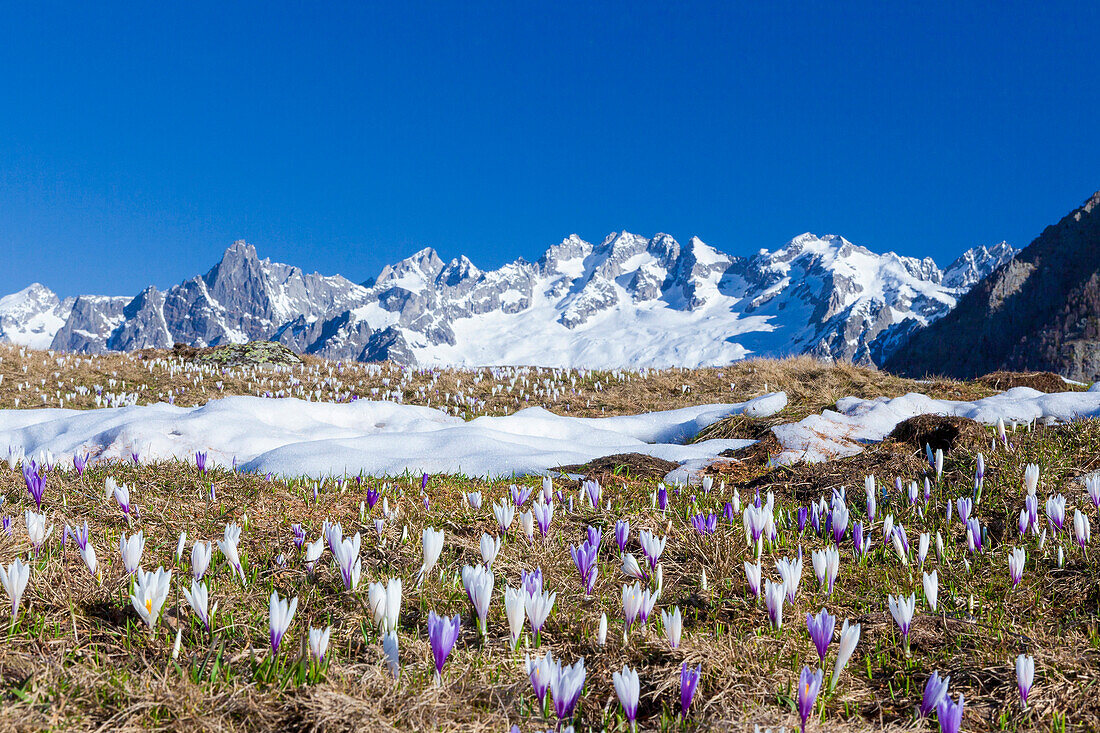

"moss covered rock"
[189,341,302,368]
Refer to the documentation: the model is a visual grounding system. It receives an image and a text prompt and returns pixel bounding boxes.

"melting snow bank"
[772,387,1100,464]
[0,393,787,481]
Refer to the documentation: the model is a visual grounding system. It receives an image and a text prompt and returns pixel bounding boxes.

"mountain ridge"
[0,232,1017,369]
[886,191,1100,381]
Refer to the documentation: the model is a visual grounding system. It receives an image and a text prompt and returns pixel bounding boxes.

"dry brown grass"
[0,346,999,422]
[0,346,1094,730]
[0,416,1093,730]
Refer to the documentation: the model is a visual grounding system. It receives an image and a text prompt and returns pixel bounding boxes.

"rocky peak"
[437,255,482,287]
[941,241,1019,290]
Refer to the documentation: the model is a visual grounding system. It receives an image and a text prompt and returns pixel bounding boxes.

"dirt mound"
[974,370,1077,393]
[887,414,987,453]
[691,414,775,443]
[554,453,679,481]
[724,440,928,504]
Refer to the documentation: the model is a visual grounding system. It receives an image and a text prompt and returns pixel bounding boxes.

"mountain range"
[0,232,1017,369]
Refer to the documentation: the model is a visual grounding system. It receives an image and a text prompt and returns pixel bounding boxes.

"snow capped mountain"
[1,234,1017,368]
[0,284,75,350]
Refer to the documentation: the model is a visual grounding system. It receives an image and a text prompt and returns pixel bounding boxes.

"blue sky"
[1,1,1097,297]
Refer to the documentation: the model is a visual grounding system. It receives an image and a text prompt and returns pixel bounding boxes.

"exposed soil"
[974,370,1081,393]
[554,452,680,482]
[887,413,989,454]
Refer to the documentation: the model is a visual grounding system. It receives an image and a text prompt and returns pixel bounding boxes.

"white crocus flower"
[830,620,861,691]
[303,536,324,571]
[309,626,332,663]
[182,578,212,629]
[175,532,187,563]
[1023,463,1039,494]
[217,523,246,585]
[493,499,515,534]
[923,569,939,612]
[524,588,556,642]
[612,665,641,731]
[480,533,501,566]
[661,606,682,648]
[504,586,526,649]
[621,553,648,581]
[131,567,172,631]
[268,589,298,654]
[333,533,362,591]
[0,558,30,620]
[382,630,400,678]
[120,531,145,575]
[79,541,98,576]
[418,528,444,587]
[191,541,212,580]
[25,510,53,553]
[368,577,402,633]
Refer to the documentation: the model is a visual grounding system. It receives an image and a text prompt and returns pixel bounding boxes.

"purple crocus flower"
[680,662,701,717]
[73,453,88,477]
[956,497,972,524]
[131,451,140,465]
[920,671,950,718]
[22,465,46,509]
[936,694,964,733]
[365,486,380,509]
[533,501,553,537]
[586,526,602,554]
[806,608,836,663]
[965,517,983,553]
[831,504,848,545]
[2,516,11,536]
[798,506,808,532]
[421,473,428,491]
[852,521,865,560]
[71,521,90,551]
[614,519,630,553]
[1024,493,1038,533]
[570,541,599,595]
[550,657,586,724]
[291,524,306,550]
[527,651,555,708]
[797,666,823,733]
[894,525,909,555]
[511,484,532,507]
[657,485,668,510]
[724,501,737,524]
[924,477,932,504]
[195,451,207,474]
[522,568,543,597]
[810,503,821,534]
[427,611,461,684]
[691,513,718,536]
[583,479,601,507]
